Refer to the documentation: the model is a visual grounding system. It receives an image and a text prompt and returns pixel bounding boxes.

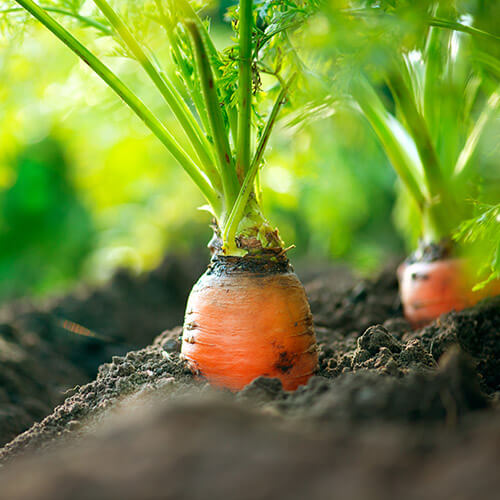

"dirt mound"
[0,256,379,447]
[1,396,499,500]
[0,253,204,446]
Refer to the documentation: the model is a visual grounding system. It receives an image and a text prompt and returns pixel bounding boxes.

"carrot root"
[181,258,318,391]
[398,258,500,328]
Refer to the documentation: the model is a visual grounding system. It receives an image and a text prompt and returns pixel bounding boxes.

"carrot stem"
[154,1,212,137]
[186,20,240,213]
[236,0,254,181]
[352,76,427,209]
[388,69,446,202]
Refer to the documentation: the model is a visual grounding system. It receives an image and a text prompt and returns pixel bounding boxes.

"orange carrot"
[398,258,500,328]
[181,257,318,391]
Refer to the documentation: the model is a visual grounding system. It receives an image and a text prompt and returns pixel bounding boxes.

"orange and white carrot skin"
[398,258,500,328]
[182,257,318,391]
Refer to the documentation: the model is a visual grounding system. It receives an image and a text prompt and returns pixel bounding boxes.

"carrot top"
[4,0,320,258]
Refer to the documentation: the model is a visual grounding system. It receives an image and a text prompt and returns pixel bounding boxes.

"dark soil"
[2,398,500,500]
[0,253,205,446]
[0,255,499,499]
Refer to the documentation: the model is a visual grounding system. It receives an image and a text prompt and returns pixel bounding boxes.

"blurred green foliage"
[0,137,94,300]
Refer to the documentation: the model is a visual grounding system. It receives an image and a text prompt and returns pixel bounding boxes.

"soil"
[0,254,499,499]
[0,253,205,446]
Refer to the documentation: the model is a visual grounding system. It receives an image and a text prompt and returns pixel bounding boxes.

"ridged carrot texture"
[398,258,500,328]
[181,257,318,391]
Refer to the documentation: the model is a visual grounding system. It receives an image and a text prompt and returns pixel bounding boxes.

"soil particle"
[237,377,286,405]
[357,325,402,354]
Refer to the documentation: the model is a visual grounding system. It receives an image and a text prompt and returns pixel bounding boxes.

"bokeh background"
[1,0,496,303]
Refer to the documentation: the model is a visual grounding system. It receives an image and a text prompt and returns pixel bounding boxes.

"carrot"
[181,257,318,391]
[398,258,500,328]
[12,1,319,390]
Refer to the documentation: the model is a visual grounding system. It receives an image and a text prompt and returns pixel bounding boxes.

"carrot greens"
[312,1,499,257]
[4,0,320,257]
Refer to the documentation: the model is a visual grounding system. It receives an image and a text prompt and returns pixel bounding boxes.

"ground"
[0,254,499,499]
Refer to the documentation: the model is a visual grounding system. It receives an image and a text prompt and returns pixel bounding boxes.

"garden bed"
[0,256,499,499]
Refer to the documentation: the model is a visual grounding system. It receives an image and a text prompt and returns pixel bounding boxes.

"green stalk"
[0,6,112,34]
[236,0,254,181]
[166,0,238,152]
[14,0,220,211]
[172,0,240,143]
[454,88,500,178]
[423,4,445,140]
[179,0,240,142]
[352,77,427,209]
[186,21,240,213]
[388,70,459,241]
[154,0,212,137]
[388,69,446,201]
[223,79,291,251]
[93,0,221,192]
[428,17,500,43]
[175,0,222,69]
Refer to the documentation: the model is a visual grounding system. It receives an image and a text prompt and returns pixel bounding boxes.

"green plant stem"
[236,0,253,181]
[175,0,221,67]
[93,0,221,192]
[223,79,291,251]
[352,77,427,209]
[173,0,240,144]
[154,0,212,137]
[13,0,220,211]
[423,4,445,139]
[388,69,446,202]
[454,88,500,178]
[186,20,240,213]
[0,6,112,34]
[428,17,500,43]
